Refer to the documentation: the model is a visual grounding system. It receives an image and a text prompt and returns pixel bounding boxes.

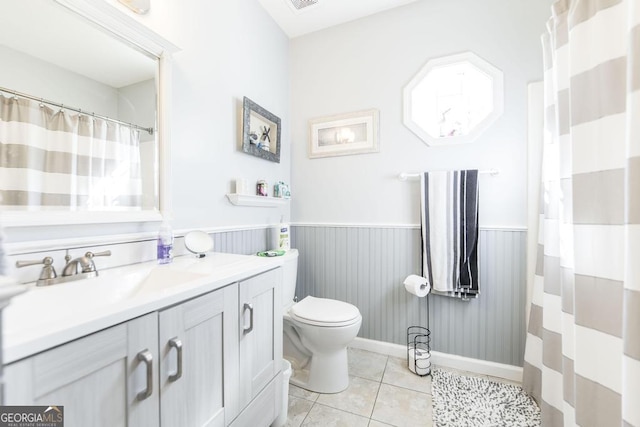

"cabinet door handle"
[136,349,153,401]
[168,337,183,382]
[243,302,254,334]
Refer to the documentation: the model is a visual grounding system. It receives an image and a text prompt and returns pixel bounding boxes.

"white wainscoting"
[291,224,527,367]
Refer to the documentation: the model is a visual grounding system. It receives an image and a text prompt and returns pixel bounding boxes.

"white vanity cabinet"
[2,267,283,427]
[232,268,283,427]
[158,283,238,427]
[3,313,160,427]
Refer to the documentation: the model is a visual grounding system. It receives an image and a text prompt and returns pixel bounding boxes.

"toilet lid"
[290,296,360,326]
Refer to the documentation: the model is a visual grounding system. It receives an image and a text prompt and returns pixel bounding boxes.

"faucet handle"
[82,250,111,274]
[15,257,51,268]
[85,250,111,259]
[15,257,58,281]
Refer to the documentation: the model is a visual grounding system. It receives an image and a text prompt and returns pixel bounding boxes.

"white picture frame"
[308,109,380,158]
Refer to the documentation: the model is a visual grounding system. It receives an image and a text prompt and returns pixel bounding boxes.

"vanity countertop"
[2,252,283,364]
[0,276,27,310]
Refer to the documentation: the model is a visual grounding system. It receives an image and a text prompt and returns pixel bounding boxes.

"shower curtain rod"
[398,169,500,181]
[0,85,154,135]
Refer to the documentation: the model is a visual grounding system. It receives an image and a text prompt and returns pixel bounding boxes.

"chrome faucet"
[62,250,111,277]
[16,250,112,286]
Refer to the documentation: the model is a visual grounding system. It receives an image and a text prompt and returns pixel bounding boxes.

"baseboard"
[349,337,523,382]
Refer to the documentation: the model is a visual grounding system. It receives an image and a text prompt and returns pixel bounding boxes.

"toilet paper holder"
[407,326,431,377]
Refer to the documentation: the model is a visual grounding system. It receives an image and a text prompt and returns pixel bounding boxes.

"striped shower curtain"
[0,94,143,210]
[523,0,640,426]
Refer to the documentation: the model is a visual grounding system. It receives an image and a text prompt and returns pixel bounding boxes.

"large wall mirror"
[0,0,178,226]
[403,51,504,146]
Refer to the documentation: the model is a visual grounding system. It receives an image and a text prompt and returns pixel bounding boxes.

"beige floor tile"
[289,384,320,402]
[371,383,433,427]
[286,396,314,427]
[368,420,394,427]
[301,403,370,427]
[382,356,432,394]
[348,348,388,382]
[316,376,380,418]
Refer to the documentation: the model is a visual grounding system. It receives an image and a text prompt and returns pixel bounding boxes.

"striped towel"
[420,170,479,298]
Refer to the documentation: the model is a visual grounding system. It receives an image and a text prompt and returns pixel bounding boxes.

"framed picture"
[308,109,379,159]
[242,96,281,163]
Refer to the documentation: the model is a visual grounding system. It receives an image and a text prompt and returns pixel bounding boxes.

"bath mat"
[431,369,541,427]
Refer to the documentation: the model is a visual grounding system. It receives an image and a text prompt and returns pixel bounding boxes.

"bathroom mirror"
[0,0,178,226]
[403,51,503,146]
[184,230,214,258]
[118,0,151,14]
[242,96,281,163]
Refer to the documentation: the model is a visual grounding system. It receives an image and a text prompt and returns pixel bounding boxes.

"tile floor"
[284,348,521,427]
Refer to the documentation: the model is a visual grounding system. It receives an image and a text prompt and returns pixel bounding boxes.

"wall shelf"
[226,193,289,207]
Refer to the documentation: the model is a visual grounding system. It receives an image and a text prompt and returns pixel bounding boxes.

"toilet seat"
[289,296,361,327]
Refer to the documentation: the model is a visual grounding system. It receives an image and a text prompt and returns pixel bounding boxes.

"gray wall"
[287,0,550,369]
[292,225,527,367]
[212,228,270,256]
[290,0,552,228]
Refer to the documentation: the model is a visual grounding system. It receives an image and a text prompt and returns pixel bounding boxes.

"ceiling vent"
[287,0,319,12]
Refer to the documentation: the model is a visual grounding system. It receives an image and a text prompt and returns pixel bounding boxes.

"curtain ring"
[39,98,45,108]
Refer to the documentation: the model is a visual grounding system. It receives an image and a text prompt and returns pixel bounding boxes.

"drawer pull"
[137,349,153,401]
[243,303,254,334]
[168,337,183,382]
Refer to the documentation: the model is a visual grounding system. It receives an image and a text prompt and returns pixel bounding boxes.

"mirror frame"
[242,96,281,163]
[118,0,150,15]
[1,0,179,226]
[403,51,504,146]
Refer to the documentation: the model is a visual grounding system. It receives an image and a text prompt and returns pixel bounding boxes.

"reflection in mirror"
[242,97,281,163]
[403,51,503,146]
[118,0,151,15]
[0,0,158,216]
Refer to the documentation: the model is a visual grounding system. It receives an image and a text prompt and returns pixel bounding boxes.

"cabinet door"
[238,268,282,409]
[159,284,239,427]
[3,313,159,427]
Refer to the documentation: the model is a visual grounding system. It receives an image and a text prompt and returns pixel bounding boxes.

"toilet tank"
[280,249,299,309]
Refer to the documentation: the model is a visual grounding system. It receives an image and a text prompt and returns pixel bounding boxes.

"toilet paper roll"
[403,274,430,297]
[235,178,250,195]
[408,348,431,376]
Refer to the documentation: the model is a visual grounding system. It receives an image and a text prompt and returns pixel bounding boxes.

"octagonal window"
[403,52,503,146]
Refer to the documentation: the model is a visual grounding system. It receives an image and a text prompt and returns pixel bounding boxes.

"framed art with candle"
[308,109,379,159]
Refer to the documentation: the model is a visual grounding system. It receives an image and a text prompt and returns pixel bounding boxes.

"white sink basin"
[126,266,208,296]
[3,264,207,337]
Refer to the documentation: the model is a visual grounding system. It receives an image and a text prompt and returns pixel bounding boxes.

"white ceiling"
[257,0,419,38]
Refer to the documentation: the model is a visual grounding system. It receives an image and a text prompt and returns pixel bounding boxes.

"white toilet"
[279,249,362,393]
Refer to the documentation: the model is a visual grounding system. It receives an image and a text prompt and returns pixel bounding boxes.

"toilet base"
[288,347,349,394]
